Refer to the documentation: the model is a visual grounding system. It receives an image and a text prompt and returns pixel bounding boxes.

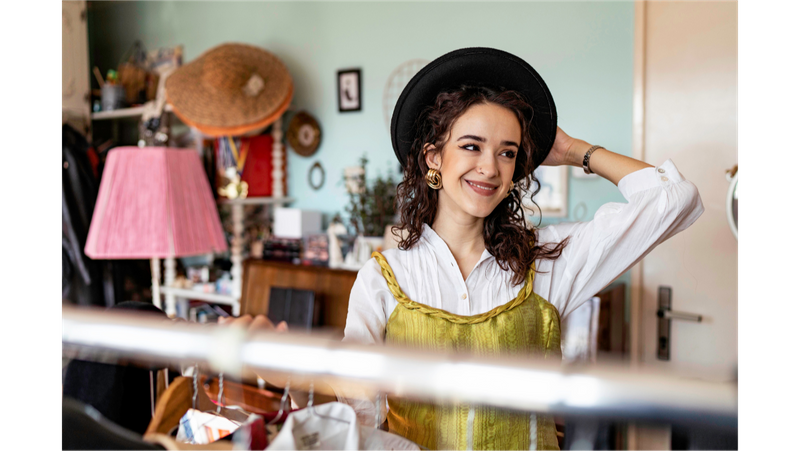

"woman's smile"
[464,179,499,196]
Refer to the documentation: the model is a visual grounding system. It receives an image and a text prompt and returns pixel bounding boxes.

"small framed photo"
[337,68,362,112]
[522,166,569,218]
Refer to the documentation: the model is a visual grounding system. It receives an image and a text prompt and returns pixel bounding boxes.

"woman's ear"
[424,144,440,170]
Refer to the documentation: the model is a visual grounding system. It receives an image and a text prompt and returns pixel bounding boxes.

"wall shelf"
[217,197,295,206]
[161,286,238,306]
[91,103,173,120]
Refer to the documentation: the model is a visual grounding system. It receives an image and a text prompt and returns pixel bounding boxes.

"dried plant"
[344,156,397,236]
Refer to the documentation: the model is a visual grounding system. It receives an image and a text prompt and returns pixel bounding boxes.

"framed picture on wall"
[338,68,361,112]
[522,166,569,218]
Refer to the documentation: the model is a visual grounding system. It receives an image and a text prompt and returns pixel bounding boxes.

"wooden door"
[632,2,737,449]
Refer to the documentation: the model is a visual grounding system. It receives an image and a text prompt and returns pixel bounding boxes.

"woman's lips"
[465,179,499,197]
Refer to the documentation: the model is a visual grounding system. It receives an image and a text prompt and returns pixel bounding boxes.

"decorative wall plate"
[286,111,321,157]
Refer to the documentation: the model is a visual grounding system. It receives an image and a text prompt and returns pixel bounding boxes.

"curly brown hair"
[393,85,568,285]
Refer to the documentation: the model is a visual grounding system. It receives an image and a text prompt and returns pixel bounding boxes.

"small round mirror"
[726,167,738,240]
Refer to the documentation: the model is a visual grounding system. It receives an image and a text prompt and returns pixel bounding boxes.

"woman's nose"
[478,155,499,177]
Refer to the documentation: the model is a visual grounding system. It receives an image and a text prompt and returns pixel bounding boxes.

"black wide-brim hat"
[390,47,557,181]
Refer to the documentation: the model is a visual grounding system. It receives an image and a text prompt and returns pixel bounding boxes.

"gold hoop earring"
[426,168,442,190]
[506,180,514,198]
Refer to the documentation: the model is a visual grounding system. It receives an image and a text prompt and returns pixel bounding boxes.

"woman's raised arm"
[542,127,653,186]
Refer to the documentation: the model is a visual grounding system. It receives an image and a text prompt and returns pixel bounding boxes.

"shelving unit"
[194,193,293,317]
[159,194,294,318]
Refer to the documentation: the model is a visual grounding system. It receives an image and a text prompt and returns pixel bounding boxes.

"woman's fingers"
[218,314,289,333]
[217,314,255,329]
[250,314,275,330]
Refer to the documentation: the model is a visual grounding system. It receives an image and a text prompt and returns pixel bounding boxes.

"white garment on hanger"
[267,402,419,450]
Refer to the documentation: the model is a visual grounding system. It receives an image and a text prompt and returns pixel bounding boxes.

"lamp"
[85,147,228,316]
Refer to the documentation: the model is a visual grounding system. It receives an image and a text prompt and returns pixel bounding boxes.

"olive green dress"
[372,252,562,450]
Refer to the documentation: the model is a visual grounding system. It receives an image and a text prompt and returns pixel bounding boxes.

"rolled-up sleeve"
[543,159,704,319]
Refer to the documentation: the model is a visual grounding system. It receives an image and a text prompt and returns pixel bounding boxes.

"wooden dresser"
[240,259,358,337]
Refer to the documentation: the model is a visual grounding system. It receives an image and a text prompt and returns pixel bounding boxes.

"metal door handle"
[657,286,704,361]
[657,309,702,322]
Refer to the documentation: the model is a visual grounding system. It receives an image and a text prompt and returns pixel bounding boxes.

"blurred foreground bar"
[62,306,736,429]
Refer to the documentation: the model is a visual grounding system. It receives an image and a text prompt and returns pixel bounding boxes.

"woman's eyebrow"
[457,135,519,148]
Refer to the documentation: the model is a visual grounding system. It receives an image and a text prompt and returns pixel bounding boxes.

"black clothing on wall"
[62,124,115,307]
[63,302,178,435]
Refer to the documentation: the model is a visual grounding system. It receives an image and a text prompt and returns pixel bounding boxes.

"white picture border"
[521,166,569,218]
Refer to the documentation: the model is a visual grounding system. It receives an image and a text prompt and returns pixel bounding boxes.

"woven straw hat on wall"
[166,43,294,137]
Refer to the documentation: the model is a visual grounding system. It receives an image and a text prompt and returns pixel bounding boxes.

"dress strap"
[371,251,536,325]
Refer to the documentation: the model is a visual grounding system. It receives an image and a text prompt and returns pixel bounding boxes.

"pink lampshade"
[85,147,228,259]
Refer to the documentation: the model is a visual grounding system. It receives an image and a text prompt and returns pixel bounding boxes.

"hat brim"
[170,86,293,137]
[166,43,293,135]
[390,47,557,179]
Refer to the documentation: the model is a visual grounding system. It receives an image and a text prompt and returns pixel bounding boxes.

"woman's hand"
[217,314,339,407]
[540,127,590,167]
[218,314,289,333]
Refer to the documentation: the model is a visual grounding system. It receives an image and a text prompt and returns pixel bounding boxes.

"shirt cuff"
[618,159,686,201]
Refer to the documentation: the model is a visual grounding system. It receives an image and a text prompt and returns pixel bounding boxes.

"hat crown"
[390,47,557,174]
[201,48,253,92]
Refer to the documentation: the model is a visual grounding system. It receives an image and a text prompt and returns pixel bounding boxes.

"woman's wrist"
[567,139,593,167]
[584,147,653,185]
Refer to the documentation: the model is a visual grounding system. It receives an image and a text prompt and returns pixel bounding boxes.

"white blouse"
[343,159,703,343]
[336,159,704,425]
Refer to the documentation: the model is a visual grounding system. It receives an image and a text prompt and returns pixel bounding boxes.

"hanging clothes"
[63,397,165,450]
[63,301,177,435]
[267,402,419,450]
[62,123,115,306]
[63,396,246,451]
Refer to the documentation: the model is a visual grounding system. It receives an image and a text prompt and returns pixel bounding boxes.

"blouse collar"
[420,223,496,270]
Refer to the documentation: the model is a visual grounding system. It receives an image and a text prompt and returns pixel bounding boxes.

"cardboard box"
[273,208,322,239]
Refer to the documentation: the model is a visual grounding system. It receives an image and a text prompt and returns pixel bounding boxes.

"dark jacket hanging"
[62,124,114,306]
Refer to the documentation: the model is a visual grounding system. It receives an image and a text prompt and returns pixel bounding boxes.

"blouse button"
[658,168,665,174]
[461,293,467,300]
[661,176,669,182]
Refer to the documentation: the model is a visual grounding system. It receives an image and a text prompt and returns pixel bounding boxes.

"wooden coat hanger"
[203,376,283,417]
[145,375,249,436]
[146,376,213,436]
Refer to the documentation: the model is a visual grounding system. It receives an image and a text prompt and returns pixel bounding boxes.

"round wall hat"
[390,47,557,179]
[286,111,322,157]
[166,43,294,137]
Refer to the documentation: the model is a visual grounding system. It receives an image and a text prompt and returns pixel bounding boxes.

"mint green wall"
[89,1,634,223]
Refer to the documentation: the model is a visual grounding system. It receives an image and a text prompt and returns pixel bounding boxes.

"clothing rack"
[62,306,737,430]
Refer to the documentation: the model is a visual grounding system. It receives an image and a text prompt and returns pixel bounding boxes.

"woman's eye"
[502,150,517,158]
[461,144,480,151]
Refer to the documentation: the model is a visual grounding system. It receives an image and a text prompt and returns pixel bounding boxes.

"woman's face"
[425,102,521,221]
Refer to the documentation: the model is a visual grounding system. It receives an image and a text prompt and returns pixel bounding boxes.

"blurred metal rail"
[62,306,736,429]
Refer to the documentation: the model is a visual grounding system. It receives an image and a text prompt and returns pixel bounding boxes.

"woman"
[339,47,702,449]
[230,48,703,450]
